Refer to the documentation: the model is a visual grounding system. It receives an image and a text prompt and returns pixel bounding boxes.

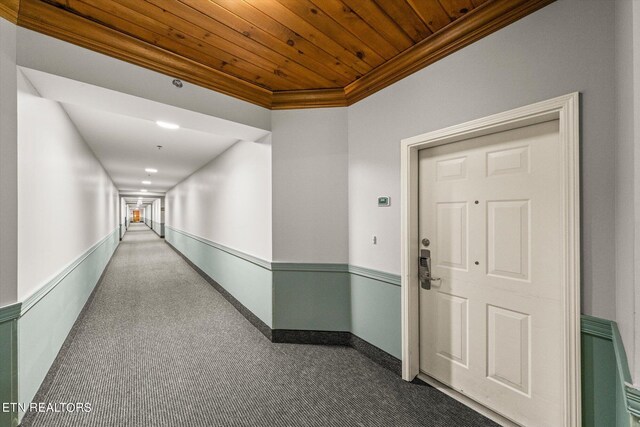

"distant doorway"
[133,210,140,222]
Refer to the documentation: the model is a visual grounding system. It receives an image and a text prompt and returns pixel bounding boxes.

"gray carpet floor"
[22,223,498,427]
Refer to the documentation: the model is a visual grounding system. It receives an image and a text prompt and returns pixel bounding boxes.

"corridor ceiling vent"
[156,121,180,130]
[9,0,556,109]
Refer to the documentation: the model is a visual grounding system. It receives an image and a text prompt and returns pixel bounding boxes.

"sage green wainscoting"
[0,304,19,427]
[16,229,119,423]
[272,265,350,331]
[581,315,639,427]
[349,272,401,359]
[582,316,618,426]
[165,226,273,327]
[165,227,399,351]
[0,230,119,425]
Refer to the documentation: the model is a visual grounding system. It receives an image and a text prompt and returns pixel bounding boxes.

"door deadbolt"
[419,249,441,290]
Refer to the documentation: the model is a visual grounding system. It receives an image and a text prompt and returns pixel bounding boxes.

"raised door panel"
[436,202,468,270]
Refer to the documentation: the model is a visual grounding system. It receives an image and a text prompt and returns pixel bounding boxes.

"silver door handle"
[419,249,441,290]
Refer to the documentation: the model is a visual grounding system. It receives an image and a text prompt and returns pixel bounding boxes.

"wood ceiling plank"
[0,0,19,23]
[59,0,298,91]
[178,0,357,85]
[17,0,273,107]
[340,0,413,52]
[374,0,432,43]
[307,0,401,60]
[406,0,452,33]
[109,0,320,90]
[241,0,377,73]
[346,0,555,104]
[438,0,476,20]
[471,0,490,6]
[100,0,315,91]
[275,0,396,63]
[144,0,338,89]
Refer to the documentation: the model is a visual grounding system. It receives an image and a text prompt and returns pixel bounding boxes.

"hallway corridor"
[21,224,496,427]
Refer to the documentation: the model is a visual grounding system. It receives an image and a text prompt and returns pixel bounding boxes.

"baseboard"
[150,222,165,239]
[271,329,351,346]
[165,240,402,376]
[350,334,402,375]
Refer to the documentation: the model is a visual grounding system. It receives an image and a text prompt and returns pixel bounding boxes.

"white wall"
[17,71,119,299]
[271,108,348,263]
[166,139,272,261]
[16,28,271,132]
[152,198,164,236]
[615,0,640,386]
[348,0,616,319]
[0,18,17,306]
[615,0,636,385]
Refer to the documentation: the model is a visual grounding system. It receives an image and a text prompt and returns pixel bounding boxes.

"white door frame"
[400,93,580,426]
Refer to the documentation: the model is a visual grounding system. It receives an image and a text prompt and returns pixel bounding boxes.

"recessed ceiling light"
[145,168,158,173]
[142,180,151,185]
[140,189,148,193]
[156,120,179,130]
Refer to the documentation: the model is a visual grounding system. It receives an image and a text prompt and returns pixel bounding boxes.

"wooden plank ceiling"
[6,0,554,109]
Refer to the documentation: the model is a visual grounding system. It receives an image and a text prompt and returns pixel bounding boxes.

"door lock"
[419,249,441,290]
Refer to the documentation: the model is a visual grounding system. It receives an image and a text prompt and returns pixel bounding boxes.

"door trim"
[400,93,580,426]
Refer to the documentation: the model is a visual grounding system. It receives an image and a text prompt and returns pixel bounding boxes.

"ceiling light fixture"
[156,120,179,130]
[140,189,148,193]
[145,168,158,173]
[142,180,151,185]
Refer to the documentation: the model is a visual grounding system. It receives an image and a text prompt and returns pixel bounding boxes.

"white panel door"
[418,120,563,426]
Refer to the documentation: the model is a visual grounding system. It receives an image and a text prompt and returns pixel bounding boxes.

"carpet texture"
[21,224,499,427]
